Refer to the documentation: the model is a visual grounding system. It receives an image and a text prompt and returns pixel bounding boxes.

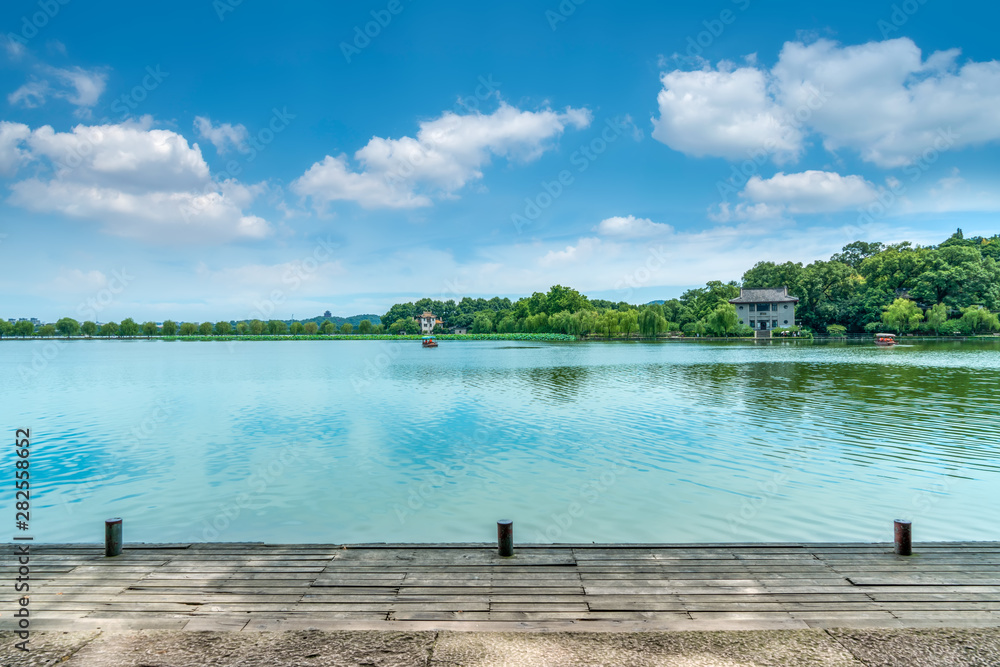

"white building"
[416,311,443,334]
[729,287,799,331]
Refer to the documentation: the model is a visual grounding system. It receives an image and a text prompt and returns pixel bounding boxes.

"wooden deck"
[6,542,1000,632]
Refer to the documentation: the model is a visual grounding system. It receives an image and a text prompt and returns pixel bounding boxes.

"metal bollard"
[497,519,513,557]
[105,518,123,557]
[894,519,912,556]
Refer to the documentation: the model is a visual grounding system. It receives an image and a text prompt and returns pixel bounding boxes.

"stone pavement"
[3,627,1000,666]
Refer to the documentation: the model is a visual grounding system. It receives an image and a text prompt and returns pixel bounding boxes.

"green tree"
[959,306,1000,334]
[248,319,264,335]
[320,321,334,334]
[831,241,885,268]
[142,321,159,337]
[100,321,119,337]
[198,322,213,335]
[706,303,740,337]
[81,321,98,337]
[826,324,847,337]
[56,317,80,337]
[215,321,232,335]
[388,318,419,334]
[235,322,248,335]
[119,318,140,337]
[619,310,638,338]
[373,324,385,334]
[37,324,56,337]
[358,319,372,334]
[741,261,804,293]
[179,322,198,336]
[161,320,177,336]
[0,320,12,339]
[471,312,494,333]
[268,320,287,335]
[340,322,353,334]
[638,307,668,338]
[303,322,318,335]
[925,303,948,335]
[598,310,620,338]
[290,322,305,335]
[15,321,34,337]
[881,298,923,333]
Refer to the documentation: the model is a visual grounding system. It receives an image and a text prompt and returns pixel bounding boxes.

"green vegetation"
[7,231,998,342]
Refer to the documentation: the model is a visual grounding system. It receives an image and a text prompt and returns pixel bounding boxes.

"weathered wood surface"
[5,542,1000,631]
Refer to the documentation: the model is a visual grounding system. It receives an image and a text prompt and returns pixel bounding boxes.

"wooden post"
[894,519,911,556]
[497,519,513,557]
[105,518,122,557]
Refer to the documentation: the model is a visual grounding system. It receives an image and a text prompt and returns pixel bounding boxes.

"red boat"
[421,336,438,348]
[874,333,897,346]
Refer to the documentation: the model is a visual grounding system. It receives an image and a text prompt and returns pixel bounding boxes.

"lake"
[4,338,999,545]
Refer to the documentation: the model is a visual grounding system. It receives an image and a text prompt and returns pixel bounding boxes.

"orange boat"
[874,333,897,346]
[421,336,438,348]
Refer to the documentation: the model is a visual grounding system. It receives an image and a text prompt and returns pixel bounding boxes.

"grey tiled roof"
[729,288,799,304]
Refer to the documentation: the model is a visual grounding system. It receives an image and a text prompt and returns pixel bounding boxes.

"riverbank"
[8,627,1000,666]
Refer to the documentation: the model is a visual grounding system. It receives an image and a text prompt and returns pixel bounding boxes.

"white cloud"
[593,215,674,238]
[4,118,270,243]
[8,80,50,108]
[743,171,879,212]
[8,65,107,116]
[654,37,1000,168]
[710,170,879,221]
[3,36,26,60]
[194,116,249,154]
[0,121,31,176]
[292,102,592,209]
[48,66,107,109]
[652,66,803,162]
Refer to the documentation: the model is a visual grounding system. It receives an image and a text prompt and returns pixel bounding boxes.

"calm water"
[3,338,999,544]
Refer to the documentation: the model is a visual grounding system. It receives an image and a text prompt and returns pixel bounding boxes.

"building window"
[784,320,788,324]
[771,304,778,311]
[784,305,789,309]
[756,304,769,311]
[739,306,743,310]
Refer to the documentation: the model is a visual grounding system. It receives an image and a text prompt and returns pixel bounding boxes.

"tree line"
[5,230,998,340]
[379,230,1000,337]
[0,317,382,338]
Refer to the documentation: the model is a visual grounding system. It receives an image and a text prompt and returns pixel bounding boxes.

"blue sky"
[2,0,999,322]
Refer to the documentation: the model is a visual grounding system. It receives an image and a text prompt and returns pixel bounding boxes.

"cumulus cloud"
[194,116,249,154]
[654,37,1000,168]
[3,118,270,243]
[593,215,674,238]
[0,121,31,176]
[292,102,592,209]
[743,171,879,212]
[652,66,804,162]
[711,170,879,221]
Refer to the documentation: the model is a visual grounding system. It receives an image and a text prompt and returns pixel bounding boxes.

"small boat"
[421,336,438,348]
[874,333,897,346]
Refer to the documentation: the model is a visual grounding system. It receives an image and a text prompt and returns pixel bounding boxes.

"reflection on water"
[3,338,999,544]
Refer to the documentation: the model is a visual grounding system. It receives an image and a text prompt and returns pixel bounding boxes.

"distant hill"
[645,300,666,305]
[298,313,381,326]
